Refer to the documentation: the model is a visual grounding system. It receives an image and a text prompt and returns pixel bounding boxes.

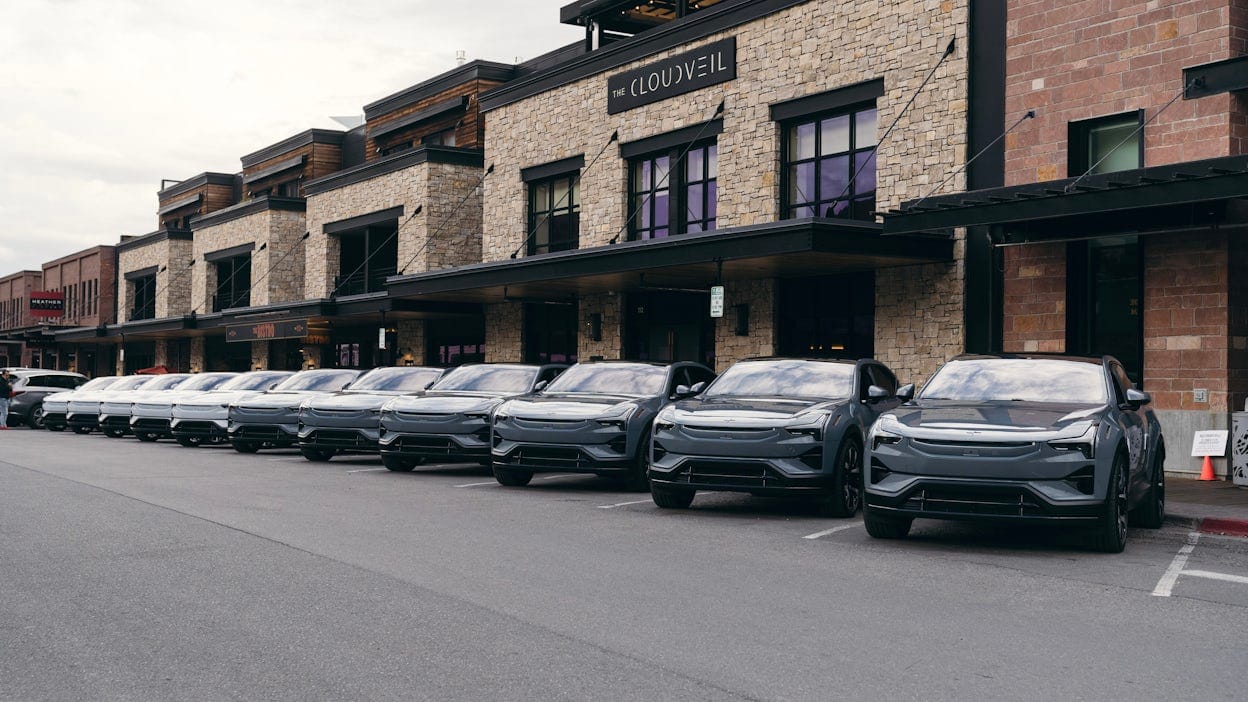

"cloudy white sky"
[0,0,582,272]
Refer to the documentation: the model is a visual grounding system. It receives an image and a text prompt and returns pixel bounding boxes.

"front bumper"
[130,416,173,437]
[170,417,228,440]
[649,424,830,494]
[43,411,68,428]
[298,411,382,453]
[864,477,1103,523]
[66,411,100,431]
[99,413,133,433]
[379,413,491,461]
[229,407,300,446]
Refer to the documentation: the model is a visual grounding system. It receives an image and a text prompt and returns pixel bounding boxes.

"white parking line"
[597,499,653,509]
[346,468,387,474]
[802,523,863,540]
[540,474,575,480]
[1179,569,1248,586]
[1152,532,1201,597]
[455,480,498,488]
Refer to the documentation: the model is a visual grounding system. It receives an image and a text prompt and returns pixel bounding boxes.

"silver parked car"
[129,373,238,442]
[864,354,1165,552]
[169,371,293,447]
[67,375,155,434]
[227,369,362,453]
[98,374,191,438]
[43,376,121,431]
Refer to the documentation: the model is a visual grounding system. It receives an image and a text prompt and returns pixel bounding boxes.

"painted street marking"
[455,480,498,488]
[802,523,864,540]
[346,468,387,474]
[597,499,654,509]
[1179,569,1248,586]
[540,474,575,480]
[1152,532,1201,597]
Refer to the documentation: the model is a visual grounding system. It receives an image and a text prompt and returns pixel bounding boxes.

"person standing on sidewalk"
[0,369,12,429]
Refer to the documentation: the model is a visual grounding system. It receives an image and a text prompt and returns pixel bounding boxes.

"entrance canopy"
[386,218,952,303]
[881,155,1248,243]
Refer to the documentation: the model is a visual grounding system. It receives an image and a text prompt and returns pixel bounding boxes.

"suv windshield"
[77,377,121,391]
[351,367,443,392]
[544,364,666,396]
[178,373,236,391]
[705,360,854,400]
[920,358,1110,404]
[143,374,192,391]
[274,370,360,392]
[432,366,536,394]
[219,372,292,392]
[110,376,155,391]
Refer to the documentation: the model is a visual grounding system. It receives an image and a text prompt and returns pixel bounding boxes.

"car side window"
[689,366,716,388]
[669,367,691,394]
[30,375,57,388]
[1109,363,1132,403]
[857,366,874,401]
[869,366,898,395]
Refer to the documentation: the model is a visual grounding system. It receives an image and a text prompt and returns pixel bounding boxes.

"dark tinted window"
[868,366,897,395]
[31,375,83,389]
[921,359,1109,404]
[705,360,855,400]
[351,367,443,392]
[432,366,536,393]
[544,364,667,396]
[688,366,717,388]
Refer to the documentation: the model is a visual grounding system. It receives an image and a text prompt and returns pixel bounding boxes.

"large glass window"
[783,106,877,220]
[213,254,252,312]
[1068,111,1143,176]
[131,275,156,320]
[336,222,398,296]
[629,142,717,240]
[528,173,580,255]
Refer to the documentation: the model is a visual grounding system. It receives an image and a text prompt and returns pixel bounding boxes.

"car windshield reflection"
[350,368,442,392]
[544,364,666,396]
[274,370,359,392]
[920,359,1109,404]
[178,373,236,391]
[704,360,854,399]
[220,372,291,391]
[432,366,536,393]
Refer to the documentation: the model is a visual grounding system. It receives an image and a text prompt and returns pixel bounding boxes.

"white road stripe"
[1152,532,1201,597]
[802,523,863,540]
[597,499,653,509]
[455,481,498,488]
[1179,569,1248,586]
[346,468,387,474]
[540,474,575,480]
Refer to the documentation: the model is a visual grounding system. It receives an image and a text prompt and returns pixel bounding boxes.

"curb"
[1165,514,1248,537]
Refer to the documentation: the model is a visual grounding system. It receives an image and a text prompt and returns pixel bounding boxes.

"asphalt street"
[2,428,1246,701]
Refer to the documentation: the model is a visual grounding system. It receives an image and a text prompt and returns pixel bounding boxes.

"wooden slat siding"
[202,183,235,215]
[364,78,506,159]
[307,143,343,180]
[241,143,344,197]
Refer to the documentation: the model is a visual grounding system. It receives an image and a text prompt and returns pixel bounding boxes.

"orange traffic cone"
[1198,455,1216,481]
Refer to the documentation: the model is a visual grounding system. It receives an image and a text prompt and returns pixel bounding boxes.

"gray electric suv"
[864,354,1165,552]
[490,361,717,489]
[297,366,445,462]
[378,363,567,471]
[227,369,361,453]
[648,358,901,516]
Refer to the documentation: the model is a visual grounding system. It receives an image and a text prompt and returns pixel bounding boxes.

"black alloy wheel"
[651,485,696,509]
[47,422,66,432]
[863,507,913,539]
[300,447,335,462]
[382,454,419,472]
[815,436,863,518]
[1131,443,1166,529]
[135,431,159,442]
[176,435,204,448]
[103,428,127,439]
[623,433,653,492]
[29,405,45,430]
[71,425,92,435]
[1091,451,1129,553]
[492,463,534,486]
[232,440,261,454]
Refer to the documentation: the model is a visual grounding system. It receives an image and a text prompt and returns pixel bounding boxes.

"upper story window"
[1068,111,1143,176]
[131,275,156,321]
[422,129,456,147]
[783,105,878,220]
[213,255,252,312]
[337,223,398,296]
[528,173,580,255]
[380,141,413,157]
[629,141,717,240]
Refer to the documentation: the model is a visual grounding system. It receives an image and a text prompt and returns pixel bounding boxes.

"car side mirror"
[690,381,706,395]
[534,380,548,392]
[896,384,916,402]
[1125,388,1151,408]
[672,384,691,400]
[866,385,891,403]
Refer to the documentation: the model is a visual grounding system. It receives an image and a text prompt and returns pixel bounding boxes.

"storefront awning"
[386,218,953,303]
[882,154,1248,242]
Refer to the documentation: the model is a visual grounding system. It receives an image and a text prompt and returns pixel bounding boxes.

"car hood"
[306,391,410,411]
[503,393,649,420]
[885,401,1108,441]
[178,390,268,408]
[385,391,505,414]
[67,391,113,404]
[236,391,333,410]
[45,390,76,402]
[666,396,847,426]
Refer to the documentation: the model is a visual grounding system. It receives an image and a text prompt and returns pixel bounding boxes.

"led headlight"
[785,411,831,442]
[870,415,905,450]
[1048,424,1098,459]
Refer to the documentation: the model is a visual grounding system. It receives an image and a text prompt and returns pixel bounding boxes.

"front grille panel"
[233,425,288,440]
[132,418,170,432]
[677,461,778,488]
[304,430,375,449]
[902,486,1046,517]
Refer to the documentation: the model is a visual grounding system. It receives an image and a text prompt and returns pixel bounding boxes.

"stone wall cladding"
[485,303,524,362]
[306,161,483,298]
[483,0,970,262]
[117,238,193,323]
[1005,0,1247,185]
[1002,242,1067,353]
[396,319,427,366]
[191,208,308,312]
[713,278,776,371]
[579,293,623,361]
[874,239,966,386]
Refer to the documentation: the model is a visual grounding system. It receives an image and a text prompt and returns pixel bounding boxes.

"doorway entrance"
[624,291,713,365]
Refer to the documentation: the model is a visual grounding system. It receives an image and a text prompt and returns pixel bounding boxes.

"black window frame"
[526,171,581,256]
[213,253,253,312]
[628,140,718,241]
[335,222,399,296]
[1068,110,1145,177]
[780,102,879,222]
[131,275,157,321]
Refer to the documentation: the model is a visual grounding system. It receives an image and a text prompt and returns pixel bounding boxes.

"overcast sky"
[0,0,583,273]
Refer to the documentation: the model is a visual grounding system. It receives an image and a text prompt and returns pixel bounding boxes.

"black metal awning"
[386,218,953,303]
[882,154,1248,242]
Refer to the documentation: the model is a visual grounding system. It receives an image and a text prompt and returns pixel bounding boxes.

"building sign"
[709,285,725,318]
[607,37,736,114]
[226,319,309,343]
[30,291,65,318]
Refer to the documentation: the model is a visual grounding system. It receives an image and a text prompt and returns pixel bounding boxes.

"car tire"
[815,435,864,518]
[71,425,92,435]
[623,434,653,492]
[382,454,419,472]
[1131,443,1166,530]
[1090,450,1130,553]
[651,485,695,509]
[232,440,261,454]
[492,463,533,486]
[863,507,913,539]
[135,431,159,443]
[29,405,46,430]
[47,422,66,432]
[300,447,335,462]
[176,436,204,448]
[103,428,127,439]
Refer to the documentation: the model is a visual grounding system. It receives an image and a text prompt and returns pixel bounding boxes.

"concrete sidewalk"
[1165,478,1248,535]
